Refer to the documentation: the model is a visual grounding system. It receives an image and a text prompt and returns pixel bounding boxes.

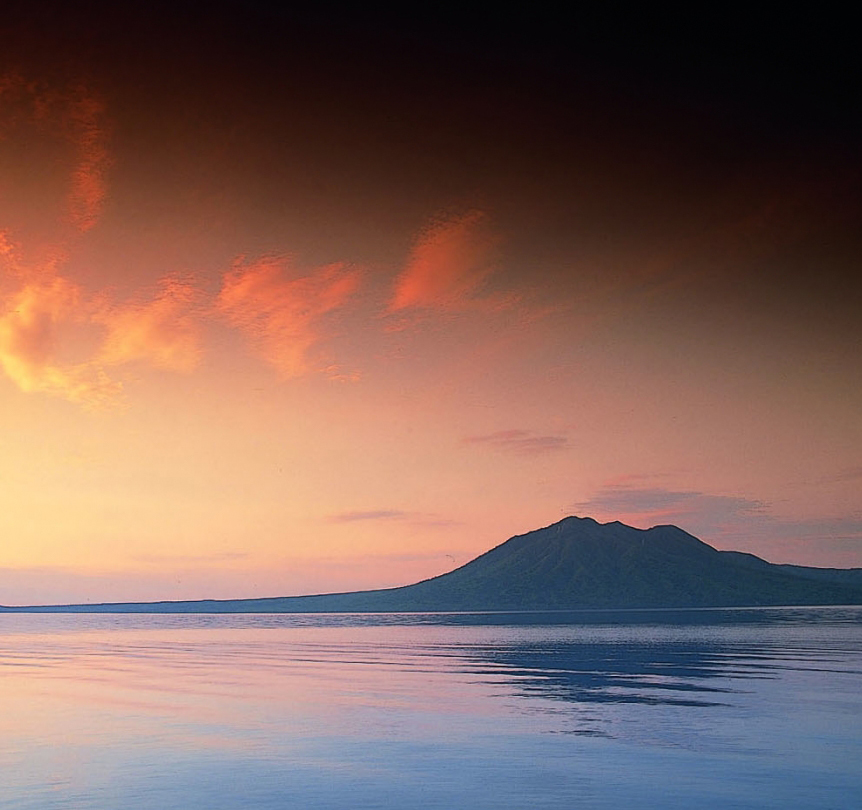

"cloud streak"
[95,276,203,372]
[0,275,121,408]
[329,510,410,523]
[134,551,250,565]
[328,510,459,528]
[0,73,110,237]
[464,429,569,456]
[1,76,360,407]
[390,210,500,311]
[0,240,205,407]
[572,482,766,530]
[817,466,862,485]
[0,74,121,407]
[218,256,361,377]
[572,480,862,565]
[62,86,111,234]
[0,75,538,405]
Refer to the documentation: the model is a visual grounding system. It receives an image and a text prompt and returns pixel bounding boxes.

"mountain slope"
[376,517,862,610]
[4,516,862,612]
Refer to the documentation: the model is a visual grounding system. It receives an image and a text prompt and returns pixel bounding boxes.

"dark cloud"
[574,486,699,513]
[712,515,862,566]
[464,429,569,456]
[773,516,862,542]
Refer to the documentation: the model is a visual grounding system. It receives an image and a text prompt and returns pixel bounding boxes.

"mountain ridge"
[3,516,861,612]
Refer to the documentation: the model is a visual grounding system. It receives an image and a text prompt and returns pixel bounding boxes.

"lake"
[1,607,860,809]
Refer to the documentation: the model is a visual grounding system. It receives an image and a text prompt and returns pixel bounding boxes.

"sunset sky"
[1,7,859,604]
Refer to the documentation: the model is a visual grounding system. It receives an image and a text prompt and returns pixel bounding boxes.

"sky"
[1,7,860,604]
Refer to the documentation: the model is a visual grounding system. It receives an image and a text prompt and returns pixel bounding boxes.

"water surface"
[1,608,860,808]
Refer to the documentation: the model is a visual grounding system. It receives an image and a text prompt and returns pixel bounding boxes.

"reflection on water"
[1,608,861,809]
[463,639,747,708]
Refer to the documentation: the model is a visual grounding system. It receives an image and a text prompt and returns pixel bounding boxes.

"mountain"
[4,517,862,612]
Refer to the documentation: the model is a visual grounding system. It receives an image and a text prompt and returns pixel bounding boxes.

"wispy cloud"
[817,466,862,485]
[134,551,250,565]
[464,429,569,456]
[95,276,203,372]
[572,482,766,530]
[217,255,361,377]
[0,241,207,408]
[0,74,198,408]
[0,73,110,237]
[571,479,862,565]
[62,86,111,234]
[777,516,862,541]
[0,275,121,408]
[389,210,501,311]
[329,510,410,523]
[328,509,460,528]
[718,514,862,566]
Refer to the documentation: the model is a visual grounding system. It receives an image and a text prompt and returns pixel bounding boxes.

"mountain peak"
[390,517,862,610]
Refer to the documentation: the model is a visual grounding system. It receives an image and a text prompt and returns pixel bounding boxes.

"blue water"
[1,607,860,809]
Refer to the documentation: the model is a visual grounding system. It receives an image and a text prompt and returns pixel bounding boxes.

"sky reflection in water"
[1,608,860,809]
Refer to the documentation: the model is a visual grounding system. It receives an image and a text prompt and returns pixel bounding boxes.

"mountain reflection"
[457,639,755,708]
[399,607,859,710]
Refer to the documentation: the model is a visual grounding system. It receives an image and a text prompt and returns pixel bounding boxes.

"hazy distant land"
[3,517,861,613]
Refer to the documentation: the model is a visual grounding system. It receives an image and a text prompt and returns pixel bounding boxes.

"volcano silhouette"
[5,516,862,612]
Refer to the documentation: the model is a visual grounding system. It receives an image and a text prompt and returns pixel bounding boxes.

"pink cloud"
[390,210,500,310]
[217,255,361,377]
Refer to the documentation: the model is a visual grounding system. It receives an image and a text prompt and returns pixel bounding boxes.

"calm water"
[1,608,860,809]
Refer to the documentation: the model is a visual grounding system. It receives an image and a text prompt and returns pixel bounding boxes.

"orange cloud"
[217,255,361,377]
[63,87,111,234]
[0,271,205,407]
[0,275,121,408]
[95,276,203,372]
[0,74,203,408]
[390,210,500,310]
[0,230,26,276]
